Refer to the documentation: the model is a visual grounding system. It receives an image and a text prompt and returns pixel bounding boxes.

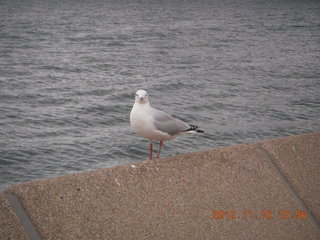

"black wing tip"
[184,125,204,133]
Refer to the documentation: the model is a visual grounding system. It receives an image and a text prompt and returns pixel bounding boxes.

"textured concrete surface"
[1,132,320,239]
[261,132,320,223]
[0,193,31,240]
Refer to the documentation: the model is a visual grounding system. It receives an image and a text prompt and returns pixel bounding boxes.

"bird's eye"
[135,94,138,97]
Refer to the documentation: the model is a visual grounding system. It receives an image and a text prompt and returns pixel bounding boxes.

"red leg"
[149,141,153,160]
[157,141,163,159]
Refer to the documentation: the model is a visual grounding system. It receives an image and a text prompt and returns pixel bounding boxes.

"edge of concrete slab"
[5,193,42,240]
[258,146,320,230]
[260,131,320,224]
[1,132,320,239]
[0,192,32,240]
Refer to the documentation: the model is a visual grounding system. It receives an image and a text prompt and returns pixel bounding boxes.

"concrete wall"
[1,132,319,239]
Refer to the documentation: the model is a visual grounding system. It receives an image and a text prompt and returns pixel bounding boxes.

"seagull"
[130,89,204,160]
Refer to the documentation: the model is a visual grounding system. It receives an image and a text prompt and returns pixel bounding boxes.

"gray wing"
[151,108,190,136]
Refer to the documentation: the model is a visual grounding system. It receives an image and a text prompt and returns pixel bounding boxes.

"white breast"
[130,103,172,141]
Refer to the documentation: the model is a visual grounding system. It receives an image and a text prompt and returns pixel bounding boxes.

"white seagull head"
[135,89,149,104]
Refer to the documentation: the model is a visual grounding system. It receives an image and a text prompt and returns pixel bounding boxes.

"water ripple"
[1,0,319,190]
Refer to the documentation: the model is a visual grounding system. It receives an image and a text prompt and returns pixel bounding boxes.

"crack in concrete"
[5,193,42,240]
[259,146,320,231]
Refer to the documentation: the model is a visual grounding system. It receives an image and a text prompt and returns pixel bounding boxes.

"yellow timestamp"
[210,210,308,220]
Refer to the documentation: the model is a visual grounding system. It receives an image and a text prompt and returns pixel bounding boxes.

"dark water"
[1,0,319,190]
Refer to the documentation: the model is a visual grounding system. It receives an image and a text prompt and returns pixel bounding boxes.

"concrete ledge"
[1,132,319,239]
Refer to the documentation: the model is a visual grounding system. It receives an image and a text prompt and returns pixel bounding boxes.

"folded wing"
[151,108,190,136]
